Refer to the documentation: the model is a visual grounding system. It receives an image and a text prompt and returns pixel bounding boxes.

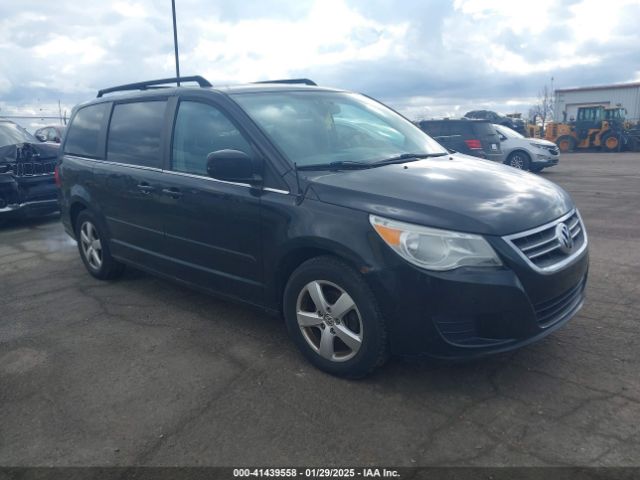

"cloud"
[0,0,639,125]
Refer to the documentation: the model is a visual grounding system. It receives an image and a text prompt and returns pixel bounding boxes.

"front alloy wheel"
[507,151,531,170]
[283,256,388,378]
[296,280,363,362]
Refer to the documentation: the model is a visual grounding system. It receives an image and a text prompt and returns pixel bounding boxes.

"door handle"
[137,183,155,194]
[162,187,183,199]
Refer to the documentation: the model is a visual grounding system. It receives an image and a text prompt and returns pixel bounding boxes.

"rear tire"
[283,256,388,378]
[601,132,620,152]
[556,135,576,153]
[75,211,125,280]
[506,151,531,171]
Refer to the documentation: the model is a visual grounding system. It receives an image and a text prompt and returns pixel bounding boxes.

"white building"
[554,82,640,122]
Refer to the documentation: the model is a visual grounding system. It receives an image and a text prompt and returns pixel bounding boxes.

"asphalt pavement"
[0,152,639,466]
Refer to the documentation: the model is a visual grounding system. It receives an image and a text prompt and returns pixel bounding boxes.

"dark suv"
[417,119,504,162]
[1,119,59,225]
[465,110,526,135]
[58,76,589,377]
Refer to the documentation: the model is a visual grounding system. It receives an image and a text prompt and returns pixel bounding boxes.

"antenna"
[171,0,181,86]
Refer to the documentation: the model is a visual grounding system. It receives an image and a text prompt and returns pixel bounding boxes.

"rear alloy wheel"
[283,256,388,378]
[75,210,125,280]
[556,135,576,153]
[80,220,103,271]
[506,151,531,171]
[601,132,620,152]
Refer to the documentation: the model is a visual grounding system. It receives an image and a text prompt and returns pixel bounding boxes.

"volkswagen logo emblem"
[555,223,574,254]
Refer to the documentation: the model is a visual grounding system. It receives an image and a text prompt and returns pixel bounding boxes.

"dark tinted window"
[172,101,252,175]
[107,101,166,168]
[419,122,441,136]
[471,122,499,137]
[64,103,109,157]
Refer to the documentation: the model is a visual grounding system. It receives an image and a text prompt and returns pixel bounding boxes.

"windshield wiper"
[372,152,448,166]
[297,160,372,171]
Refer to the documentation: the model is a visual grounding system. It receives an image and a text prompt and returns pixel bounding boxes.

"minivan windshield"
[232,91,447,168]
[0,121,37,148]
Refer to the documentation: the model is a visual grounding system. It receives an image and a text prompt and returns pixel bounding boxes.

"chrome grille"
[10,161,56,177]
[503,210,587,273]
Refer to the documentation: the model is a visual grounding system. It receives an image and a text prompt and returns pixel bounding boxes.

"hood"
[305,154,573,236]
[0,142,59,165]
[530,139,557,148]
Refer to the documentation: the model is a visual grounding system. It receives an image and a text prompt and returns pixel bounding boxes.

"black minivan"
[58,77,589,377]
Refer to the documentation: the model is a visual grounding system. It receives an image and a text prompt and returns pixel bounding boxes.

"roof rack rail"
[97,75,212,98]
[253,78,317,86]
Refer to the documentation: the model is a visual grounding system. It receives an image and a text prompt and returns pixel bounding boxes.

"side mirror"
[35,133,46,142]
[206,149,261,184]
[53,137,61,143]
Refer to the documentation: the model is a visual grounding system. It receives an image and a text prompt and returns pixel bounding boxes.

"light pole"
[171,0,181,86]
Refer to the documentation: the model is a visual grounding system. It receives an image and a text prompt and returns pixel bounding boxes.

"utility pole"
[171,0,181,86]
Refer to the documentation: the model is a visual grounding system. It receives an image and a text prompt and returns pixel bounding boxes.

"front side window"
[47,128,59,141]
[64,103,109,157]
[232,91,446,168]
[171,101,252,176]
[107,101,166,168]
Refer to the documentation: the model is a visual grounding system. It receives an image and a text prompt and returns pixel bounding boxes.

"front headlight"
[370,215,502,271]
[530,142,548,149]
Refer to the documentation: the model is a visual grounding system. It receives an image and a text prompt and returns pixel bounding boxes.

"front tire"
[283,256,388,378]
[75,211,125,280]
[506,151,531,171]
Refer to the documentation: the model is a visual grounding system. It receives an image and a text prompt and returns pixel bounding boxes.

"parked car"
[0,119,59,226]
[35,125,66,143]
[58,76,589,378]
[494,124,559,172]
[465,110,526,135]
[417,119,504,162]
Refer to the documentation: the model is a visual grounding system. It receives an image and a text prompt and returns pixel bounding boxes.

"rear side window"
[450,123,473,135]
[64,103,109,158]
[107,101,166,168]
[420,122,441,137]
[472,123,499,138]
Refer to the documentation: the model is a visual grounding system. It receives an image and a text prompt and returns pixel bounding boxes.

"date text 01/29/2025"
[232,468,401,478]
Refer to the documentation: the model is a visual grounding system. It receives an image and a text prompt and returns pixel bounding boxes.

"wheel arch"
[271,238,370,311]
[68,197,90,238]
[507,149,531,161]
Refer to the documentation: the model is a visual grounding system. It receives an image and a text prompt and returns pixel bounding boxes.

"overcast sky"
[1,0,639,128]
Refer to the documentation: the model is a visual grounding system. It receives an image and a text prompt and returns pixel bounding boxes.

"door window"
[65,103,110,158]
[171,101,252,176]
[107,101,166,168]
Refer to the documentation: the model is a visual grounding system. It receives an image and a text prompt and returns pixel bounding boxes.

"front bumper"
[531,152,560,168]
[364,238,589,358]
[0,174,59,219]
[0,199,59,218]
